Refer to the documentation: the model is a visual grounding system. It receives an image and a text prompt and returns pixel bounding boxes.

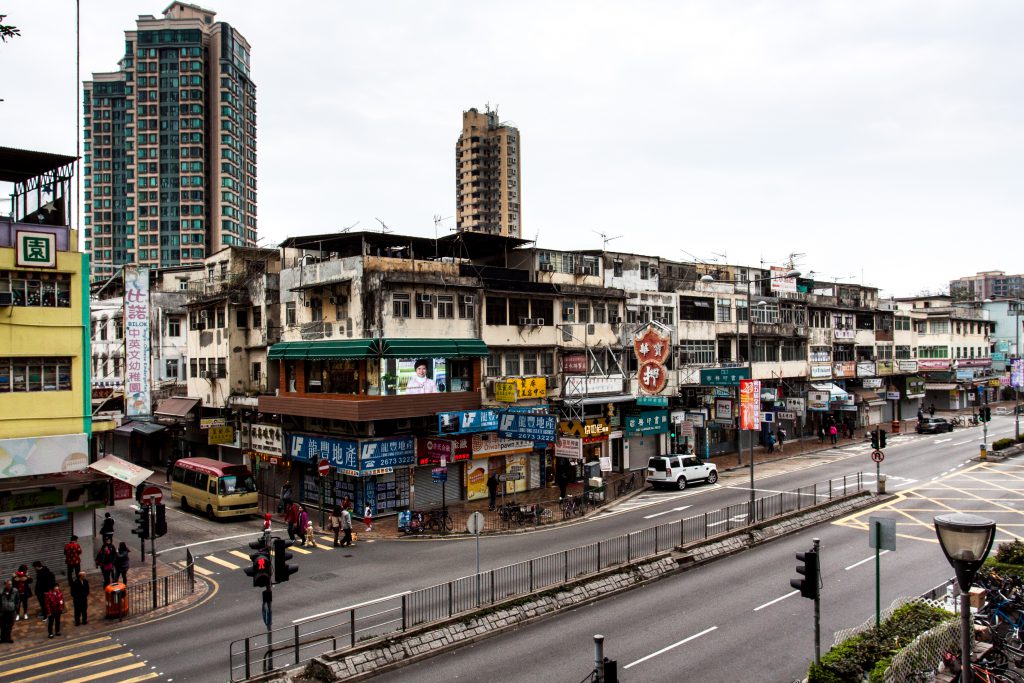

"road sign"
[431,466,448,483]
[868,516,896,551]
[141,485,162,504]
[317,459,330,476]
[467,511,485,535]
[871,450,885,463]
[498,472,524,482]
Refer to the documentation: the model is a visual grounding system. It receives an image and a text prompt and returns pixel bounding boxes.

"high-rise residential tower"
[83,2,257,281]
[455,107,521,238]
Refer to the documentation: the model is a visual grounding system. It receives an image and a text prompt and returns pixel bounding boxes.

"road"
[5,415,1016,681]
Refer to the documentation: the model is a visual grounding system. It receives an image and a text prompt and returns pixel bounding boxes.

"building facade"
[455,107,521,238]
[950,270,1024,301]
[82,1,257,281]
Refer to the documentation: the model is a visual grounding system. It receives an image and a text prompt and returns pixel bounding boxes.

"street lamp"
[934,513,997,683]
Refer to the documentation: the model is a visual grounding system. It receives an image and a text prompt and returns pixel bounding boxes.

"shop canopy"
[114,421,167,436]
[852,389,887,407]
[89,454,154,487]
[810,383,850,400]
[268,338,489,361]
[154,397,200,419]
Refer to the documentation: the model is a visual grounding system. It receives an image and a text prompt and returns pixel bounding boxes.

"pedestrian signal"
[132,505,151,540]
[273,538,298,583]
[154,503,167,537]
[790,548,820,600]
[245,550,272,588]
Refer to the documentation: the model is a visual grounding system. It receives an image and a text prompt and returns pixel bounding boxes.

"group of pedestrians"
[280,483,371,549]
[765,427,787,454]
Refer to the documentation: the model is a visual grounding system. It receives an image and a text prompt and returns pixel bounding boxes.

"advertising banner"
[438,409,500,435]
[498,412,557,442]
[241,424,283,457]
[633,321,673,395]
[562,354,587,374]
[564,375,624,396]
[124,266,151,417]
[856,361,876,378]
[715,399,733,421]
[494,382,517,403]
[876,360,894,376]
[760,387,779,401]
[0,507,68,531]
[471,433,533,456]
[1011,359,1023,389]
[906,376,926,398]
[784,397,805,416]
[810,364,832,379]
[625,410,669,435]
[918,359,952,371]
[686,411,706,428]
[0,433,88,476]
[207,426,235,445]
[832,361,856,378]
[559,418,611,438]
[359,437,416,473]
[739,379,761,430]
[807,391,830,411]
[897,360,919,373]
[513,377,547,399]
[769,266,797,293]
[862,378,883,389]
[554,437,583,460]
[417,435,471,465]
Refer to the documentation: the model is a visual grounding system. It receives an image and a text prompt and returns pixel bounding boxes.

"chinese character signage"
[1011,360,1023,389]
[810,364,832,379]
[715,399,733,420]
[832,361,856,379]
[471,433,534,456]
[699,367,751,386]
[876,360,894,376]
[417,435,471,465]
[856,361,876,378]
[241,424,283,456]
[123,267,151,417]
[769,266,797,293]
[559,418,611,438]
[15,230,57,268]
[496,377,548,403]
[360,437,416,472]
[554,437,582,460]
[637,395,669,407]
[437,409,500,435]
[207,426,235,445]
[784,397,805,416]
[625,410,669,435]
[564,375,624,396]
[499,412,557,442]
[739,379,761,430]
[807,391,830,411]
[897,360,919,373]
[562,354,587,374]
[494,382,517,402]
[633,322,671,395]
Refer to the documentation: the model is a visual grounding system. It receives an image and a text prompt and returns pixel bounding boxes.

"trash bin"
[891,420,900,435]
[877,473,887,494]
[105,582,128,619]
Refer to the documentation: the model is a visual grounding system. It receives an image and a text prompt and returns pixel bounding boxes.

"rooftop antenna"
[593,230,622,251]
[786,252,806,271]
[339,221,359,233]
[679,248,716,264]
[433,214,453,258]
[375,217,392,234]
[711,251,728,264]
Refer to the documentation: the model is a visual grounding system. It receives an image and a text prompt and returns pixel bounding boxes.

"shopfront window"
[304,359,361,394]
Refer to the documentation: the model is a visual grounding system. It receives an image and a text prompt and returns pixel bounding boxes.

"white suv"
[647,455,719,490]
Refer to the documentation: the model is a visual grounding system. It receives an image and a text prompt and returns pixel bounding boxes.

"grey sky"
[2,1,1021,296]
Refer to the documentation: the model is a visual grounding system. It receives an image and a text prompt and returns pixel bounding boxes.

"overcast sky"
[2,1,1022,297]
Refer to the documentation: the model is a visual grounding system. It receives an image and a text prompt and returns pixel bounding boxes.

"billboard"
[769,266,797,293]
[124,266,151,417]
[739,379,761,430]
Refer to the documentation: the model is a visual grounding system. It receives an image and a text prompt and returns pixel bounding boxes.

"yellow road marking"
[15,653,134,683]
[0,636,112,665]
[228,550,251,561]
[204,554,240,570]
[64,661,147,683]
[0,644,120,675]
[192,563,214,576]
[117,673,159,683]
[290,545,312,554]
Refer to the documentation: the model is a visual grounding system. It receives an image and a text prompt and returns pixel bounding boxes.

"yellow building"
[0,147,105,576]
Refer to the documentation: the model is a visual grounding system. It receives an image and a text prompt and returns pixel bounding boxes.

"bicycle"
[951,415,966,428]
[560,496,578,520]
[617,471,639,496]
[425,508,453,533]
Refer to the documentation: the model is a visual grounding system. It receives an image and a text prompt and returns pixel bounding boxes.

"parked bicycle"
[425,508,453,533]
[617,471,640,496]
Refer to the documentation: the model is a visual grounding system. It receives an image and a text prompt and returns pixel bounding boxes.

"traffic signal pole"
[145,494,158,610]
[813,537,821,665]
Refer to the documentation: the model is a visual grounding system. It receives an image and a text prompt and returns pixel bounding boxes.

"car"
[647,455,719,491]
[916,417,953,434]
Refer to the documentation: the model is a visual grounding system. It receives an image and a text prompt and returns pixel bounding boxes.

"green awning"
[304,339,378,360]
[268,342,312,360]
[379,338,489,359]
[269,338,488,360]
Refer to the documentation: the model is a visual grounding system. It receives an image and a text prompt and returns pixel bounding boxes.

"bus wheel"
[206,505,215,520]
[181,497,189,511]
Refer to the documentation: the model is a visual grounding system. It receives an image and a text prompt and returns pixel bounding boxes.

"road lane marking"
[708,514,748,528]
[0,636,112,665]
[203,554,240,570]
[15,653,135,683]
[117,673,160,683]
[290,544,313,554]
[192,563,214,576]
[160,530,269,555]
[623,626,718,669]
[754,590,799,611]
[643,505,691,520]
[935,438,952,444]
[228,550,251,561]
[845,550,890,571]
[0,644,121,676]
[63,661,147,683]
[295,591,413,623]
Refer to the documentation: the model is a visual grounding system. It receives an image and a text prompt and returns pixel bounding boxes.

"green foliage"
[993,437,1016,451]
[0,14,20,42]
[808,603,954,682]
[995,540,1024,565]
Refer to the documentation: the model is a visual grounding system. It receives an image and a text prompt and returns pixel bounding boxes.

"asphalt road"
[98,415,1020,681]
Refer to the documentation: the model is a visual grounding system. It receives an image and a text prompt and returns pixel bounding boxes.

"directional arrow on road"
[644,505,692,520]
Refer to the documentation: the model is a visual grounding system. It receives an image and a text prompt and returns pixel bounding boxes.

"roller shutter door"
[1,518,73,583]
[413,463,463,510]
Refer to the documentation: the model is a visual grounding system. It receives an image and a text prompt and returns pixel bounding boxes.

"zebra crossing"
[0,635,157,683]
[174,530,359,575]
[594,489,705,518]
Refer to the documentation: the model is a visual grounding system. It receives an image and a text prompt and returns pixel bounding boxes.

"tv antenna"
[680,248,717,264]
[339,221,359,233]
[375,217,392,234]
[711,251,728,264]
[594,230,622,250]
[433,214,453,233]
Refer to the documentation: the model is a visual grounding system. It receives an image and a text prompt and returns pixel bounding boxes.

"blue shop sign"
[499,412,557,442]
[360,437,416,472]
[700,367,751,387]
[625,410,669,435]
[438,409,500,435]
[288,433,358,470]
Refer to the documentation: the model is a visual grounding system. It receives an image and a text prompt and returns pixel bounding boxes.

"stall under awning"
[114,421,168,436]
[89,454,154,487]
[379,338,489,358]
[924,383,958,391]
[154,397,200,419]
[852,389,887,407]
[810,382,850,400]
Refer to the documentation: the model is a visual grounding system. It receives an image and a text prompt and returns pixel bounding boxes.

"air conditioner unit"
[396,419,412,431]
[573,266,585,275]
[304,301,311,308]
[199,310,208,319]
[539,264,555,272]
[587,324,596,335]
[462,295,475,304]
[417,294,432,303]
[650,268,660,278]
[328,297,337,304]
[202,370,212,379]
[0,291,12,307]
[518,317,531,326]
[609,316,622,324]
[535,317,545,326]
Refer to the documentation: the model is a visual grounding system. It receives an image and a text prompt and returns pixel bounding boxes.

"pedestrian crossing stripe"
[204,554,241,570]
[62,661,148,683]
[0,641,120,675]
[192,563,214,576]
[16,652,135,683]
[228,550,252,561]
[290,544,312,554]
[117,673,159,683]
[0,636,112,666]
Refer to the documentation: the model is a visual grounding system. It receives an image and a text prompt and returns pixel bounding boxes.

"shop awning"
[154,397,200,418]
[89,454,154,488]
[852,389,887,407]
[924,383,958,391]
[304,339,378,360]
[571,394,638,405]
[114,421,168,436]
[268,341,312,360]
[810,382,849,400]
[379,338,489,359]
[288,276,352,292]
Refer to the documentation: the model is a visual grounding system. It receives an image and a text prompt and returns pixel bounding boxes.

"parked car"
[647,455,719,490]
[916,417,953,434]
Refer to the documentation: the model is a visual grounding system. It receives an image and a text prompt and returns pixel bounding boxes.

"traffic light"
[981,406,991,422]
[790,548,819,599]
[154,503,167,537]
[244,550,272,588]
[132,504,151,540]
[870,429,887,450]
[273,538,298,583]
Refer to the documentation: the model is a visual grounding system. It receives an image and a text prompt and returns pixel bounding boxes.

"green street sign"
[636,395,669,407]
[700,367,751,387]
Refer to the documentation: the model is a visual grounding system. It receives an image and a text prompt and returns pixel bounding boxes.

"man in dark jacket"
[31,561,56,620]
[0,579,17,643]
[69,571,90,626]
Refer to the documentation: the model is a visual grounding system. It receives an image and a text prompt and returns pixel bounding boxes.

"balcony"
[186,276,251,305]
[258,391,481,422]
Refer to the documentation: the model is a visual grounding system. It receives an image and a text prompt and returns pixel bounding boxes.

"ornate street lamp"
[933,513,997,682]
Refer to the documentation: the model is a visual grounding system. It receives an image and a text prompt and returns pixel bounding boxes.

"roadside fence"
[124,548,196,618]
[229,472,864,681]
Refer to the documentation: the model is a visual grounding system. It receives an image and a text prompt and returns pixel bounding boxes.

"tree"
[0,14,21,43]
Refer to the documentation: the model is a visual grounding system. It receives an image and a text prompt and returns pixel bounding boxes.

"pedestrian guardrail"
[124,548,196,618]
[229,472,864,681]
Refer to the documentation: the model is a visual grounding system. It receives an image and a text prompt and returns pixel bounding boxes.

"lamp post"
[934,513,997,683]
[1014,298,1020,440]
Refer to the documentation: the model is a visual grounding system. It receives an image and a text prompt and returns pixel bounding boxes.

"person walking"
[44,583,64,638]
[829,423,838,447]
[363,504,373,534]
[32,561,55,620]
[817,425,825,444]
[340,506,353,547]
[297,506,310,547]
[328,505,342,547]
[100,513,115,544]
[916,408,924,423]
[928,404,935,418]
[115,542,131,584]
[69,572,89,626]
[284,501,299,542]
[777,427,786,453]
[0,580,17,643]
[486,473,499,511]
[64,535,82,583]
[279,482,293,514]
[10,565,31,622]
[766,431,775,454]
[95,538,117,587]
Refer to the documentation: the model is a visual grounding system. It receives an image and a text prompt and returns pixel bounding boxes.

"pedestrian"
[64,534,82,582]
[486,473,499,511]
[95,538,117,587]
[44,583,64,638]
[10,565,31,621]
[115,542,131,584]
[917,408,924,423]
[285,501,299,542]
[100,512,115,543]
[70,571,89,626]
[279,482,293,514]
[340,506,353,547]
[817,425,825,444]
[557,469,570,500]
[928,404,935,418]
[329,505,342,547]
[31,561,55,620]
[0,580,17,643]
[777,428,786,453]
[829,423,838,447]
[263,513,272,533]
[165,455,173,483]
[297,506,310,547]
[766,432,775,454]
[363,504,373,533]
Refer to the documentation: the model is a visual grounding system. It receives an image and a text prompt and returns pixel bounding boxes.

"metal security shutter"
[528,454,541,489]
[1,518,73,582]
[627,437,658,470]
[413,464,463,509]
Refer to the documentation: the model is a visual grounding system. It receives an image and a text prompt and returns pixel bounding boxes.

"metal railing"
[229,472,864,681]
[123,549,196,618]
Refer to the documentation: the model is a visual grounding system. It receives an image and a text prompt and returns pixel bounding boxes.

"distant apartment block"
[950,270,1024,301]
[455,107,521,238]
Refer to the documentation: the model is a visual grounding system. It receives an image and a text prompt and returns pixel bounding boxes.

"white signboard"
[471,433,534,456]
[856,361,876,378]
[242,423,283,457]
[599,456,612,472]
[554,437,583,460]
[777,411,796,421]
[862,378,883,389]
[769,266,797,294]
[715,399,733,420]
[885,391,901,400]
[897,360,919,373]
[685,411,706,428]
[124,266,151,417]
[563,375,624,397]
[784,397,805,417]
[810,364,832,379]
[0,433,88,475]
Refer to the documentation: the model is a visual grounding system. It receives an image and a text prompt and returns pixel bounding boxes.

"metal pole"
[148,495,157,610]
[961,587,972,683]
[875,520,881,628]
[1015,298,1020,440]
[594,634,605,683]
[748,279,755,522]
[813,537,821,665]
